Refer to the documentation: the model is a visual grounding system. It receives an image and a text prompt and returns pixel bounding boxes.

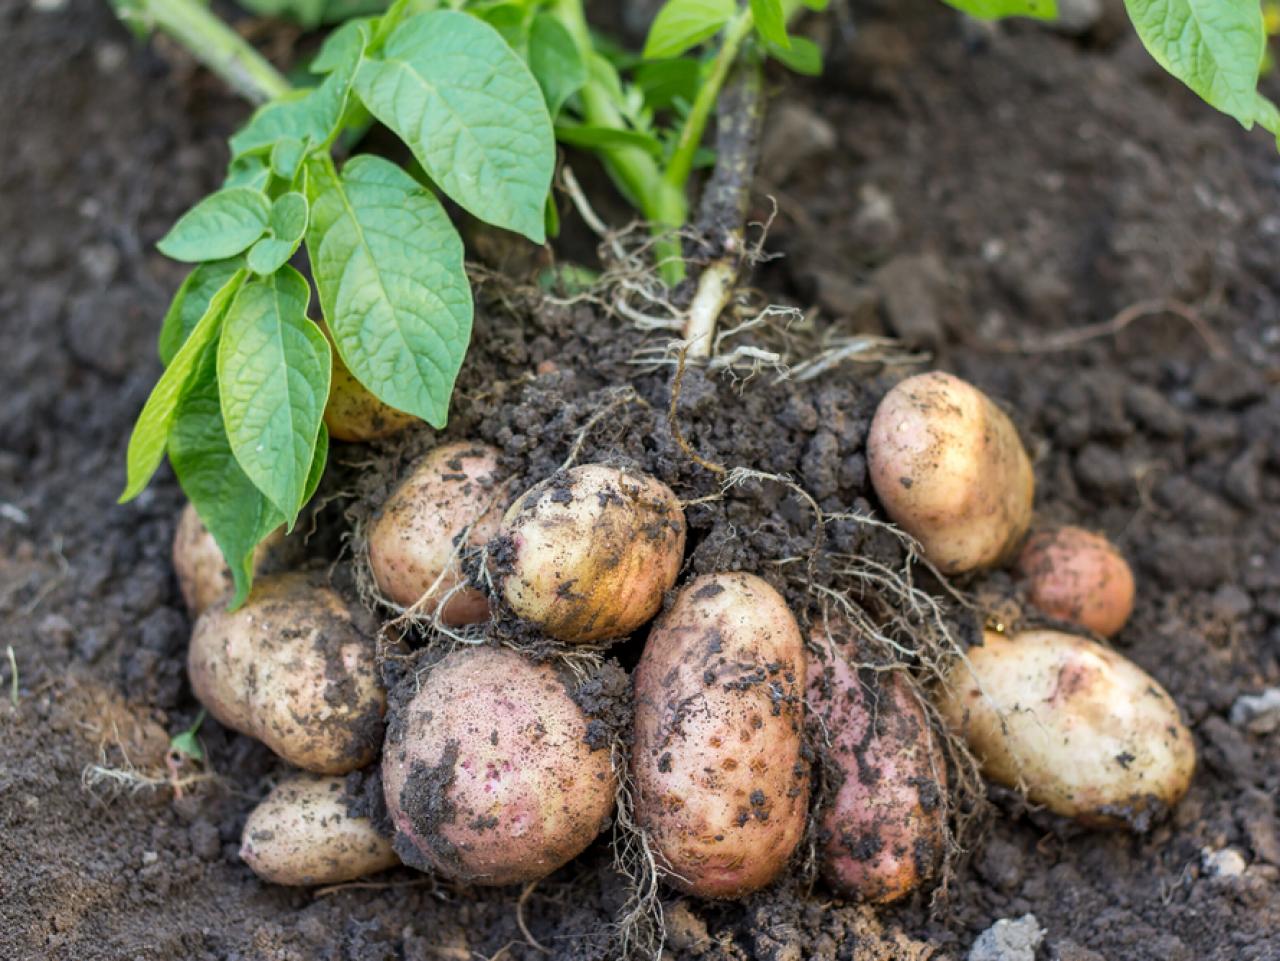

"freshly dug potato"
[493,464,686,643]
[632,573,809,899]
[188,573,385,774]
[936,629,1195,829]
[240,773,398,885]
[1015,526,1135,637]
[172,503,297,617]
[368,442,509,624]
[324,340,419,442]
[867,371,1034,574]
[383,646,615,885]
[807,622,947,903]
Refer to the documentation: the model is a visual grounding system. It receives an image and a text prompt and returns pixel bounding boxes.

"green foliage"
[237,0,387,29]
[156,188,272,262]
[938,0,1058,18]
[157,258,243,365]
[644,0,736,59]
[168,709,207,762]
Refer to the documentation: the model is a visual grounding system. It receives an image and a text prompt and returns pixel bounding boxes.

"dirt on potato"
[2,0,1279,959]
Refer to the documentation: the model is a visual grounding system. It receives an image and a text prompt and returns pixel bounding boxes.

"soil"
[2,1,1279,960]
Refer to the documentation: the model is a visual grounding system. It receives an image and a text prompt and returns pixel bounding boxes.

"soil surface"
[3,1,1279,960]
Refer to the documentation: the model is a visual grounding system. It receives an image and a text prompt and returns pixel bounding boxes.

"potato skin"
[632,573,809,899]
[240,773,398,886]
[807,623,947,903]
[1016,527,1135,637]
[368,442,509,624]
[172,503,295,617]
[495,464,686,643]
[867,371,1034,574]
[936,630,1195,829]
[324,344,419,443]
[382,646,615,885]
[188,573,385,774]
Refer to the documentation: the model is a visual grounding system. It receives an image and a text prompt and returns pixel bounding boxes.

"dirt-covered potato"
[367,442,509,624]
[632,573,809,899]
[807,622,947,903]
[188,573,385,774]
[172,503,297,617]
[1015,526,1135,637]
[936,629,1195,829]
[324,341,419,443]
[240,773,398,886]
[493,464,686,644]
[867,371,1034,574]
[383,645,615,885]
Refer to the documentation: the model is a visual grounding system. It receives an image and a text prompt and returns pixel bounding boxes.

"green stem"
[109,0,292,104]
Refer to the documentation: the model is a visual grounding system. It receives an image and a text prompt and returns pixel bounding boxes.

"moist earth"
[2,0,1279,959]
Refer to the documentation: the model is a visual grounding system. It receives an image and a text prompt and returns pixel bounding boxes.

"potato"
[493,464,686,644]
[935,629,1195,829]
[368,442,509,624]
[324,339,419,442]
[1015,526,1135,637]
[631,573,809,899]
[172,503,297,617]
[240,773,398,885]
[188,573,385,774]
[807,622,947,903]
[867,371,1034,574]
[382,645,615,885]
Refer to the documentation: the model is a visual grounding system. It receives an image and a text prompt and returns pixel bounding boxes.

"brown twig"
[983,297,1226,356]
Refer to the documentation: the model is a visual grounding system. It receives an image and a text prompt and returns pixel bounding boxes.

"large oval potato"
[807,622,947,903]
[494,464,686,644]
[324,339,419,443]
[188,573,385,774]
[632,573,809,899]
[368,442,509,625]
[936,629,1195,829]
[1015,526,1135,637]
[867,371,1034,574]
[240,773,399,886]
[383,645,615,885]
[172,503,298,617]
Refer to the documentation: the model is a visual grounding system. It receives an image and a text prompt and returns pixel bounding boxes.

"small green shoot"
[169,708,207,763]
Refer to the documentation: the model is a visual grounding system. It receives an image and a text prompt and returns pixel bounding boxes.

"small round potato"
[632,573,809,899]
[172,503,297,617]
[1015,526,1135,637]
[807,622,947,903]
[324,344,419,443]
[188,573,385,774]
[936,630,1195,829]
[240,773,399,886]
[494,464,686,644]
[383,646,615,885]
[368,442,509,625]
[867,371,1034,574]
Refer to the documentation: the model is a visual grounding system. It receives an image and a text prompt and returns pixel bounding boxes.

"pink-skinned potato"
[936,630,1195,829]
[368,442,510,625]
[493,464,686,643]
[188,573,385,774]
[1015,526,1135,637]
[807,621,947,902]
[632,573,809,899]
[240,773,399,886]
[382,646,615,885]
[868,371,1034,574]
[172,503,299,618]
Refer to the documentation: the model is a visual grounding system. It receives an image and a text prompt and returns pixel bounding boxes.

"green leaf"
[217,266,330,524]
[313,16,376,72]
[236,0,386,29]
[635,58,702,110]
[529,13,587,118]
[224,156,273,191]
[751,0,790,48]
[121,270,247,502]
[158,259,244,365]
[1255,91,1280,144]
[938,0,1057,19]
[766,35,823,75]
[353,11,555,242]
[305,154,472,429]
[1122,0,1266,128]
[555,124,664,155]
[168,708,206,761]
[157,188,271,262]
[801,0,830,8]
[270,136,307,180]
[247,193,309,275]
[643,0,735,60]
[474,3,530,55]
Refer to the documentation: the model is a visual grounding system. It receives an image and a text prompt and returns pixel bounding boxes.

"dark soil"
[2,1,1279,960]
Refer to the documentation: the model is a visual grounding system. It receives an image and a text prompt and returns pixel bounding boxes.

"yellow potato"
[867,371,1034,574]
[324,343,419,443]
[1015,526,1135,637]
[936,630,1195,829]
[171,503,296,617]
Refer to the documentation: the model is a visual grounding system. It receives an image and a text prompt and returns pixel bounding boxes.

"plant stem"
[110,0,292,104]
